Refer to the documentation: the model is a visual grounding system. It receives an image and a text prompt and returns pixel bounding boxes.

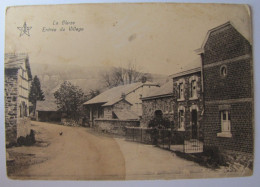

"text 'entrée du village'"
[42,20,84,32]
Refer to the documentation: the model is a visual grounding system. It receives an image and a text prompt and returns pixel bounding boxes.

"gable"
[5,53,32,81]
[200,22,251,65]
[113,99,132,109]
[84,82,158,105]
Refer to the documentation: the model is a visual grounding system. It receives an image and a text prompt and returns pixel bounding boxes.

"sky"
[5,3,252,75]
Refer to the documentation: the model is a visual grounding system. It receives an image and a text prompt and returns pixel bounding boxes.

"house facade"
[171,67,203,140]
[196,22,253,154]
[83,81,159,126]
[141,81,174,127]
[5,53,32,144]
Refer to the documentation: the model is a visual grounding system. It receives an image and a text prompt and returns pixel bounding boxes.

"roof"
[194,21,249,54]
[102,98,132,107]
[36,100,59,112]
[5,53,32,80]
[170,67,201,79]
[141,81,173,100]
[113,110,139,120]
[83,81,158,106]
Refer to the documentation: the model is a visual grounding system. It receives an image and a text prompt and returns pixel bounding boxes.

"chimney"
[121,92,126,99]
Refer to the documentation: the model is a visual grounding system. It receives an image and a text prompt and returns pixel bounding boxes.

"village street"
[7,121,243,180]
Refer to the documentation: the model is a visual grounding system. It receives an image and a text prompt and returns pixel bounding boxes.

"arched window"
[178,106,185,131]
[220,65,228,78]
[25,104,27,117]
[177,78,185,101]
[189,75,199,99]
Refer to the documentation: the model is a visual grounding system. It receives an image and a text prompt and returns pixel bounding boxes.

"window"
[178,110,185,130]
[24,104,27,117]
[190,80,197,98]
[169,104,173,113]
[178,83,184,100]
[189,76,198,100]
[19,104,22,117]
[177,79,185,101]
[217,110,232,137]
[220,65,227,78]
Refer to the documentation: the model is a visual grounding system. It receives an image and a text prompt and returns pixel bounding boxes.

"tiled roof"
[170,67,201,78]
[36,100,59,112]
[141,81,173,100]
[102,98,132,107]
[83,81,158,106]
[113,110,139,120]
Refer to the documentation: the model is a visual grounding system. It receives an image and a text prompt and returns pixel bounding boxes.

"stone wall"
[113,99,131,112]
[94,119,140,135]
[103,100,132,119]
[172,72,204,140]
[61,118,80,126]
[141,96,174,127]
[17,117,31,139]
[5,68,19,144]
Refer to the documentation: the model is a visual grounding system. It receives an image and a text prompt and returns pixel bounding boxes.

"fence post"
[140,128,142,143]
[162,129,165,148]
[183,132,185,153]
[132,128,134,141]
[168,129,170,150]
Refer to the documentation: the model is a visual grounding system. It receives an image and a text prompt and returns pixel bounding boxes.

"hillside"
[30,63,168,100]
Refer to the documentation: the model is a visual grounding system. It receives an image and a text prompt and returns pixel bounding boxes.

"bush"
[148,116,173,129]
[17,129,36,146]
[203,146,227,167]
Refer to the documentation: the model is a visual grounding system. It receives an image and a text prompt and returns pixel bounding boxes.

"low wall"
[6,117,31,145]
[5,121,17,145]
[94,119,140,135]
[17,117,31,139]
[61,118,80,127]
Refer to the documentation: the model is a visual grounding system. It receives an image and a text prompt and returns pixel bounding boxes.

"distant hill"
[30,63,168,100]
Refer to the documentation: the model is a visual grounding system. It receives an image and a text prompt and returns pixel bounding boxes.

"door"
[191,110,197,139]
[221,110,231,132]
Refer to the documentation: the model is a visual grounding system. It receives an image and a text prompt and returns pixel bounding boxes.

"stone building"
[83,81,159,126]
[141,80,174,127]
[195,22,253,154]
[5,53,32,144]
[171,67,203,140]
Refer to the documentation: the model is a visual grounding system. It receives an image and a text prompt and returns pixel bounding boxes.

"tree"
[54,81,84,120]
[89,89,100,99]
[29,76,45,115]
[102,62,146,88]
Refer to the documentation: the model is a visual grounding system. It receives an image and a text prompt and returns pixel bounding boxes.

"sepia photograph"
[4,3,254,180]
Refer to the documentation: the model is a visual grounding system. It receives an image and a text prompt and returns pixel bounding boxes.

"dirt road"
[8,121,126,180]
[7,121,250,180]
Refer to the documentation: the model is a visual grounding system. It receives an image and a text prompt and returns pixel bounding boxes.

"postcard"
[4,3,253,180]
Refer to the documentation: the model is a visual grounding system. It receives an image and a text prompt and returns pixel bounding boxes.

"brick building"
[141,80,174,127]
[5,53,32,144]
[195,22,253,153]
[171,67,203,140]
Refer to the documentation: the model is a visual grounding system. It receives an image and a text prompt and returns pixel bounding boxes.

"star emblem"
[17,22,32,37]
